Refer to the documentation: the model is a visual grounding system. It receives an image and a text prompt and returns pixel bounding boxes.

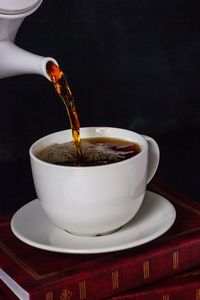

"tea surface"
[36,137,141,167]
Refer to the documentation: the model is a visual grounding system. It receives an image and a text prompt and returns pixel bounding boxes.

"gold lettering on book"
[163,295,170,300]
[196,288,200,300]
[143,261,150,279]
[79,281,86,299]
[112,270,119,290]
[172,251,179,269]
[60,289,72,300]
[46,291,53,300]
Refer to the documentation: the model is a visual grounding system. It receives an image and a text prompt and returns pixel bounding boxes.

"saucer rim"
[11,191,176,254]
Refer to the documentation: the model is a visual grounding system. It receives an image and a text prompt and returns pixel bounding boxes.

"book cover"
[0,178,200,300]
[0,287,11,300]
[0,280,19,300]
[109,268,200,300]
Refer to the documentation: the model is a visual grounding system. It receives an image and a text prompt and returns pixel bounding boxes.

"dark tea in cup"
[36,137,141,167]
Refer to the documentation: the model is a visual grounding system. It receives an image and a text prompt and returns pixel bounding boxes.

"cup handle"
[143,135,160,184]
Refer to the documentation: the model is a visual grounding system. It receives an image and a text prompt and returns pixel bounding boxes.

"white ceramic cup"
[30,127,160,236]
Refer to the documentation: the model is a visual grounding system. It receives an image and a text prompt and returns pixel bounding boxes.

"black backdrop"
[0,0,200,212]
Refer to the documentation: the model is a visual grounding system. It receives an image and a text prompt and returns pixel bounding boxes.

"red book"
[109,269,200,300]
[0,287,11,300]
[0,178,200,300]
[0,280,19,300]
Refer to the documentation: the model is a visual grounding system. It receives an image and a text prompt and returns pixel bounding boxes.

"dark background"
[0,0,200,213]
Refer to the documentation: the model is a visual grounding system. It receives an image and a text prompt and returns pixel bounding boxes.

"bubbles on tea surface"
[36,138,141,167]
[37,142,77,165]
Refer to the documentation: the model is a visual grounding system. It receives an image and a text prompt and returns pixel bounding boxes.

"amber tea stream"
[46,61,141,167]
[46,61,82,159]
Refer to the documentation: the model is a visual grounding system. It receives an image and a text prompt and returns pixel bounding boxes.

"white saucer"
[11,191,176,254]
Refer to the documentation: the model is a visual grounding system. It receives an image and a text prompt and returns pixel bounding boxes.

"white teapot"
[0,0,57,80]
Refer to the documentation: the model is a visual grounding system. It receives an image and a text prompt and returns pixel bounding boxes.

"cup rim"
[29,127,148,169]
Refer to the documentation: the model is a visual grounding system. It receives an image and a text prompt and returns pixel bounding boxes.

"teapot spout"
[0,41,58,80]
